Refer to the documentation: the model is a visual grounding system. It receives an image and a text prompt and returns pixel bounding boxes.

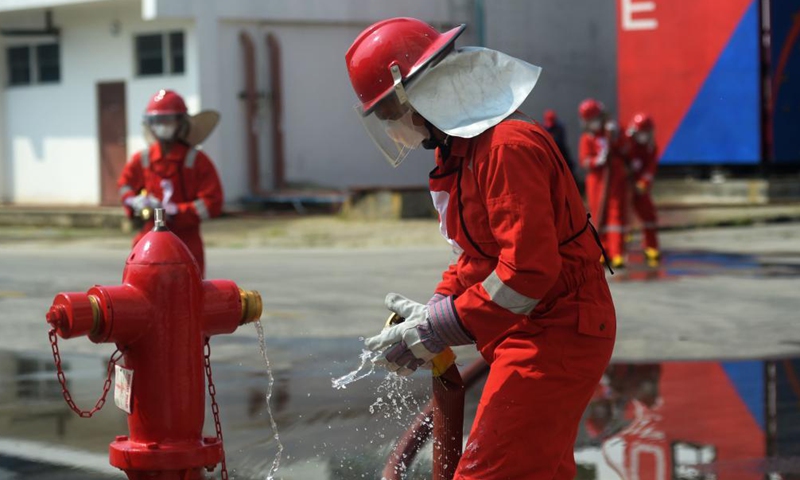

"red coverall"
[626,138,660,251]
[118,142,223,277]
[579,131,629,261]
[430,117,616,479]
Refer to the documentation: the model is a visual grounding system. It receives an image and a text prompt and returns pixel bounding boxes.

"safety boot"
[644,247,660,267]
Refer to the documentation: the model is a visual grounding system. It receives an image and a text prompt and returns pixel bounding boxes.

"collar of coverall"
[406,46,541,139]
[436,111,533,163]
[150,141,191,162]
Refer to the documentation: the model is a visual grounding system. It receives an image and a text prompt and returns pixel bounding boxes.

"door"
[97,82,127,205]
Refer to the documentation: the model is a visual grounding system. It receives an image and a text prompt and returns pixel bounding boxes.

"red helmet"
[543,109,557,128]
[345,18,465,114]
[145,89,188,117]
[629,112,655,132]
[578,98,605,121]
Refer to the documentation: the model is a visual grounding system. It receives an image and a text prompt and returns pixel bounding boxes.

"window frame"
[134,30,186,77]
[7,45,32,87]
[5,41,61,87]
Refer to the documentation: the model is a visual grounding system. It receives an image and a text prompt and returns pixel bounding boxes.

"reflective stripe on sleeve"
[119,185,133,197]
[185,149,199,168]
[140,149,149,168]
[194,199,210,220]
[481,270,540,315]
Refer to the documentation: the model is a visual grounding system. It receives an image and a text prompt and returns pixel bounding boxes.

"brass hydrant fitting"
[239,289,263,325]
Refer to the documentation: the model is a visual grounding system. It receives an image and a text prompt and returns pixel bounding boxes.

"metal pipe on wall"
[266,32,286,190]
[239,30,266,197]
[239,30,287,196]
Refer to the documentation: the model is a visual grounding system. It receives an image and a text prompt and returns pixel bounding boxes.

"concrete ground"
[1,218,799,360]
[1,219,799,478]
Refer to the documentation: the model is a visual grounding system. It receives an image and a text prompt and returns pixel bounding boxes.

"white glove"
[606,120,619,140]
[595,148,608,167]
[124,194,161,214]
[365,293,472,376]
[160,179,178,216]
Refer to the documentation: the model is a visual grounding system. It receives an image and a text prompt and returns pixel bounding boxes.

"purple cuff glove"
[364,293,474,377]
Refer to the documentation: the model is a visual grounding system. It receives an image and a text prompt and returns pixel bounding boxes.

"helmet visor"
[145,114,183,141]
[354,94,428,168]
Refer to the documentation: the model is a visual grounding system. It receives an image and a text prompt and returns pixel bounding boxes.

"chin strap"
[422,121,451,156]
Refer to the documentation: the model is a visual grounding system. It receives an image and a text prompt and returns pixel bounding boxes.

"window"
[136,33,164,75]
[36,44,60,83]
[169,31,185,74]
[135,31,185,76]
[7,46,31,86]
[6,43,60,87]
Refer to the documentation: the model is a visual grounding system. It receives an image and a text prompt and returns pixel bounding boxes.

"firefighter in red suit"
[625,113,660,266]
[118,90,223,278]
[347,18,616,479]
[578,99,628,269]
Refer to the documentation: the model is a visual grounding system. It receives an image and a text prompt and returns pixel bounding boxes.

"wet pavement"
[1,222,800,478]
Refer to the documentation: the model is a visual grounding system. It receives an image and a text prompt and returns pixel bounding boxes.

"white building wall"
[153,0,475,194]
[0,39,7,203]
[1,0,197,205]
[1,0,482,205]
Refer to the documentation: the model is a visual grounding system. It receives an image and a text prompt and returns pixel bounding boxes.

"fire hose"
[381,313,490,480]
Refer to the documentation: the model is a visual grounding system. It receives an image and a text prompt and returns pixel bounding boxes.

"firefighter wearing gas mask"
[579,99,629,269]
[347,18,616,479]
[117,89,223,278]
[625,113,660,265]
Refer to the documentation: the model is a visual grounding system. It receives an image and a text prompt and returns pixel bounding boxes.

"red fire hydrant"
[45,210,262,480]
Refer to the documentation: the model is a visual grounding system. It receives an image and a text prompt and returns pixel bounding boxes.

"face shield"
[635,131,653,145]
[355,92,430,168]
[586,118,604,133]
[145,114,183,142]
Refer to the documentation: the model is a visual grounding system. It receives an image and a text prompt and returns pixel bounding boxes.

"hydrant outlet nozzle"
[46,304,68,330]
[239,289,263,325]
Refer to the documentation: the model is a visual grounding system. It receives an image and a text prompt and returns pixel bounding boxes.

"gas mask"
[385,109,430,149]
[145,114,183,143]
[635,131,652,145]
[151,123,178,141]
[355,98,432,168]
[587,119,603,133]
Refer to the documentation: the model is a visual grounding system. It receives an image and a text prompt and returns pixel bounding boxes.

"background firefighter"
[543,109,580,191]
[578,99,629,269]
[625,113,661,266]
[346,18,616,479]
[117,89,223,278]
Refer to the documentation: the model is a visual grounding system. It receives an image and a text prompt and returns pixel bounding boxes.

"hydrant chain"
[49,328,123,418]
[204,338,229,480]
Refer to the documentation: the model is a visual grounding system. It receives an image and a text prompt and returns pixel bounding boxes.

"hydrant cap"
[127,230,201,272]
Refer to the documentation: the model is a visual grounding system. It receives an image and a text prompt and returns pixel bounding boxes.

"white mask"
[151,124,177,141]
[635,132,651,145]
[587,119,603,132]
[385,109,429,149]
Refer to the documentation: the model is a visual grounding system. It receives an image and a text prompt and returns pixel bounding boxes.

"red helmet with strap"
[345,18,465,115]
[629,112,655,132]
[578,98,604,121]
[145,89,188,117]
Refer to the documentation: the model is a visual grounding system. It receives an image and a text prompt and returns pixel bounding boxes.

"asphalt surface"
[1,221,799,478]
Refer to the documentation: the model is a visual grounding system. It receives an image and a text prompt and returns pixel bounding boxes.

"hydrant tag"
[114,365,134,414]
